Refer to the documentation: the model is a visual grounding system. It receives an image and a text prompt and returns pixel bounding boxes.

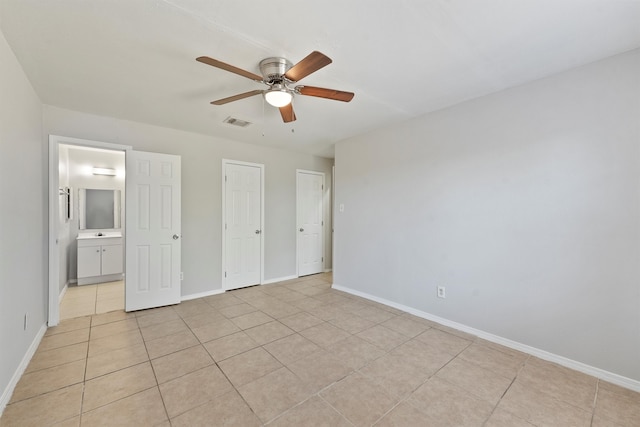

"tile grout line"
[315,392,357,427]
[92,285,98,316]
[77,315,94,424]
[392,339,481,421]
[205,353,263,425]
[518,356,602,418]
[480,356,529,426]
[139,322,171,425]
[590,379,600,427]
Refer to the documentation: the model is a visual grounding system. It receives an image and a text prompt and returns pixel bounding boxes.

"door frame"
[331,165,335,273]
[296,169,325,277]
[48,135,131,326]
[221,159,265,290]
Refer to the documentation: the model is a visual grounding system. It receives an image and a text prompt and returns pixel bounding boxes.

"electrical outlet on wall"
[437,286,446,299]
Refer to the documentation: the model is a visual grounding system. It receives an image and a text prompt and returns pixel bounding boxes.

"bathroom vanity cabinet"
[77,235,123,285]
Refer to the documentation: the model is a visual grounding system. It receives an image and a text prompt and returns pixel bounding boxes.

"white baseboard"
[181,288,224,302]
[0,323,47,417]
[323,268,333,273]
[262,275,298,285]
[58,283,68,303]
[332,283,640,393]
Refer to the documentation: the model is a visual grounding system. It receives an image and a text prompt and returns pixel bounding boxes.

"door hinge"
[224,272,227,278]
[225,223,227,230]
[322,257,324,262]
[321,221,324,226]
[225,175,227,182]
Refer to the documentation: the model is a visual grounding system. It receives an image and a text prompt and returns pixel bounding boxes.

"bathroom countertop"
[77,232,123,240]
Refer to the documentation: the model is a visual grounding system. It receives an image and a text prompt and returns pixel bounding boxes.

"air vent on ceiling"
[223,116,252,128]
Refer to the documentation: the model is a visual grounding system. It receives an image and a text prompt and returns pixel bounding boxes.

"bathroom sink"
[77,231,123,239]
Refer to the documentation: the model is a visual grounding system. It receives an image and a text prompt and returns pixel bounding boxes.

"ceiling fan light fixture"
[264,88,292,107]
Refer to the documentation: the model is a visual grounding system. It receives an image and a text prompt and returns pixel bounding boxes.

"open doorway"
[58,145,125,320]
[48,136,131,326]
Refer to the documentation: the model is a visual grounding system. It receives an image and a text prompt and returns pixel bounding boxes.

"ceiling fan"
[196,51,354,123]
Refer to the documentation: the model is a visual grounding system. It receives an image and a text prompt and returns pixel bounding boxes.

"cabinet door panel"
[101,244,123,275]
[78,246,101,278]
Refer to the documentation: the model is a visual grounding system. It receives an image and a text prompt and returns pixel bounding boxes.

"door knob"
[299,228,304,232]
[255,230,261,234]
[173,234,180,240]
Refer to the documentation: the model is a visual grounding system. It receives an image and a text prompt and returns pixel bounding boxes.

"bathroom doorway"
[48,136,131,326]
[59,146,125,320]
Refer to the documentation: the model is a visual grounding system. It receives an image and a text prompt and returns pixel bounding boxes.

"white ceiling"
[1,1,639,158]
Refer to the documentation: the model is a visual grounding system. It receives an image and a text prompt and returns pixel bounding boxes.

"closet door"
[223,160,263,290]
[297,170,324,276]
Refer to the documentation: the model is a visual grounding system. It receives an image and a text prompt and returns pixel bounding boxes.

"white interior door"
[126,150,181,311]
[297,170,324,276]
[224,161,263,290]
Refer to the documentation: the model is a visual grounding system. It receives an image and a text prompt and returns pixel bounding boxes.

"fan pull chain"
[261,95,265,137]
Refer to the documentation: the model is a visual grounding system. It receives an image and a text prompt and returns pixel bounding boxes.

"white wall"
[0,26,46,407]
[334,49,640,381]
[43,106,334,297]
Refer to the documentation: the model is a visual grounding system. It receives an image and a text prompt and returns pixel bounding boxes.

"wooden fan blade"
[211,90,263,105]
[284,51,332,82]
[279,103,296,123]
[196,56,263,82]
[297,86,354,102]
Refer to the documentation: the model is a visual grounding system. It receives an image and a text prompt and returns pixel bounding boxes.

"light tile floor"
[60,281,124,320]
[2,273,639,426]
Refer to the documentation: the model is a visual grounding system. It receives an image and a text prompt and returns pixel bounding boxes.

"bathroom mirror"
[78,188,121,230]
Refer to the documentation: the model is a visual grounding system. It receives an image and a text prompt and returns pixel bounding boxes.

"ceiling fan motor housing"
[259,57,293,83]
